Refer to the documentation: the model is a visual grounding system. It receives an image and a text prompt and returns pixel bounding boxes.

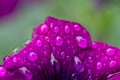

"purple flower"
[0,16,120,80]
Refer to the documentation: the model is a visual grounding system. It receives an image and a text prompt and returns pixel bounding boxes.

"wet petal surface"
[0,17,120,80]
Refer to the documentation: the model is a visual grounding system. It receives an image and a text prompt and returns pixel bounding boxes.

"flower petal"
[0,17,120,80]
[82,42,120,80]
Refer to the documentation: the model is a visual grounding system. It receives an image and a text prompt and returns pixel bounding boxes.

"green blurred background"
[0,0,120,63]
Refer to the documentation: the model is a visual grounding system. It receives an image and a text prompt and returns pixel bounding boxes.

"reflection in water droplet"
[40,24,48,33]
[35,40,42,47]
[109,61,117,68]
[74,25,81,31]
[65,25,70,33]
[105,48,115,56]
[92,42,97,48]
[56,36,63,46]
[76,36,88,48]
[54,26,59,33]
[96,62,102,70]
[45,36,50,42]
[27,52,38,62]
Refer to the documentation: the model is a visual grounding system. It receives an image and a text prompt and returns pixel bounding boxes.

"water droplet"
[76,36,88,48]
[96,62,102,70]
[45,36,50,42]
[105,48,115,56]
[54,26,59,33]
[35,40,42,47]
[60,51,65,59]
[92,42,97,48]
[27,52,38,62]
[0,66,7,77]
[4,56,11,62]
[65,25,70,33]
[40,24,48,33]
[109,61,117,68]
[74,56,85,72]
[74,25,81,31]
[19,67,32,79]
[50,53,57,65]
[12,57,18,63]
[50,23,53,28]
[56,36,63,46]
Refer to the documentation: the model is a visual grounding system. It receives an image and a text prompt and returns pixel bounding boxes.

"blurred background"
[0,0,120,63]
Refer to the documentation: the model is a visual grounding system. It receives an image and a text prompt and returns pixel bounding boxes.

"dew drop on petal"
[27,52,38,62]
[96,62,102,70]
[74,56,85,72]
[65,25,70,33]
[92,42,97,49]
[60,51,66,60]
[0,66,7,77]
[35,40,42,47]
[56,36,63,46]
[105,48,115,56]
[54,26,59,33]
[74,25,81,31]
[4,56,11,62]
[109,61,117,68]
[12,57,18,63]
[19,67,33,79]
[40,24,48,33]
[45,36,50,42]
[76,36,88,48]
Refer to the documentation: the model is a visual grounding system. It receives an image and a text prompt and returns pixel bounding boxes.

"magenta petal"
[0,16,92,80]
[0,17,120,80]
[107,73,120,80]
[83,42,120,80]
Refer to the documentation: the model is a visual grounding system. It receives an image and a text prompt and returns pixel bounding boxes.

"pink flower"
[0,16,120,80]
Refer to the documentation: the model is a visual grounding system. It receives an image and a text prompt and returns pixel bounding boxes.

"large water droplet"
[0,66,7,77]
[54,26,59,33]
[109,61,117,68]
[65,25,70,33]
[27,52,38,62]
[56,36,63,46]
[74,25,81,31]
[105,48,115,56]
[40,24,48,33]
[74,56,85,72]
[35,40,42,47]
[76,36,88,48]
[19,67,32,79]
[96,62,102,70]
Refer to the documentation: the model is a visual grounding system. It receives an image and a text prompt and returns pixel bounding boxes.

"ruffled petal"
[0,17,120,80]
